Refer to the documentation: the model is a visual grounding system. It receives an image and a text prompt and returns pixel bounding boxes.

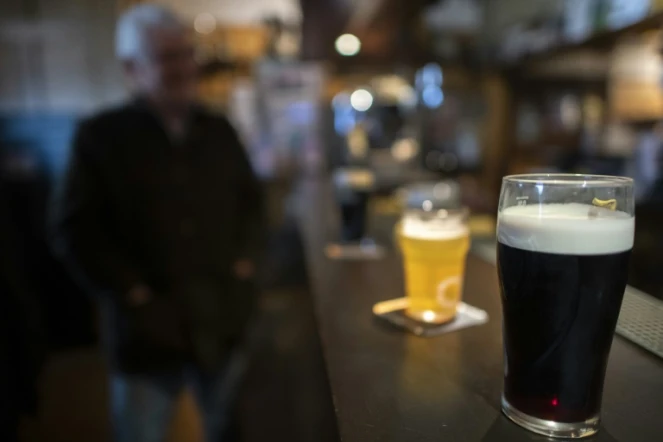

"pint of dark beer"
[497,174,634,439]
[333,168,375,243]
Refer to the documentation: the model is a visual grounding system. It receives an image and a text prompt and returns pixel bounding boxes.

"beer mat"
[325,242,386,260]
[372,298,489,337]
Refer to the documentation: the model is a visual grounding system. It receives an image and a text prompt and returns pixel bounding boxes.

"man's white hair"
[115,3,185,61]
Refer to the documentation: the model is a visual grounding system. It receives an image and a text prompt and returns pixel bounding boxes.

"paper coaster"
[325,240,386,261]
[373,298,489,337]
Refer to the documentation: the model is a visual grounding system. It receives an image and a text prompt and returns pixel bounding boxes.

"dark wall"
[0,113,96,349]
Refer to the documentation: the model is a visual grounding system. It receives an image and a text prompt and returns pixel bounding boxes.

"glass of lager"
[398,183,470,324]
[497,174,635,439]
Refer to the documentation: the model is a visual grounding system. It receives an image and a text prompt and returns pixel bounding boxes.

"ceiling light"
[335,34,361,56]
[350,89,373,112]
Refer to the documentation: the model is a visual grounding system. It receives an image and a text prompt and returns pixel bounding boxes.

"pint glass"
[497,174,635,438]
[398,183,469,323]
[333,168,375,243]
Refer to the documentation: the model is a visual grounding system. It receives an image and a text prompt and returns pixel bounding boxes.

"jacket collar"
[129,96,207,146]
[130,96,204,120]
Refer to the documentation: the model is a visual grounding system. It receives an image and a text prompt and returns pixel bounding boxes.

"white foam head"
[498,203,634,255]
[402,213,468,240]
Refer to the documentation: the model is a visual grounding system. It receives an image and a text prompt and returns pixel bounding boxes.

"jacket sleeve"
[50,120,143,300]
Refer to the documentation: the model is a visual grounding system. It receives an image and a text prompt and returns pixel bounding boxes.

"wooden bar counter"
[293,179,663,442]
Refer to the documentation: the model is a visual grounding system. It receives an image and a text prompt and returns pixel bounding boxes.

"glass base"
[501,395,600,439]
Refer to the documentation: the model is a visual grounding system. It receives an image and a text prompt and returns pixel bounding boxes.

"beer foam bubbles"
[402,214,469,240]
[498,203,634,255]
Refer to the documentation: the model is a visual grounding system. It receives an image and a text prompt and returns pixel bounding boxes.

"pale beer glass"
[398,183,470,324]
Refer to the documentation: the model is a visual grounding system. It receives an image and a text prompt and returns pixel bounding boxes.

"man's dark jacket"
[51,100,263,374]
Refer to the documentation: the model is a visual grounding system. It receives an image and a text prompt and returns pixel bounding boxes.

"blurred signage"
[255,61,326,177]
[610,35,663,121]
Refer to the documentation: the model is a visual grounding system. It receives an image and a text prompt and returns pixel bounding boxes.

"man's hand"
[126,284,153,307]
[233,259,255,280]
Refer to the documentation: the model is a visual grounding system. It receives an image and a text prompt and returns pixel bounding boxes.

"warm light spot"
[194,13,216,34]
[552,397,559,406]
[391,138,419,162]
[422,310,437,322]
[326,245,342,258]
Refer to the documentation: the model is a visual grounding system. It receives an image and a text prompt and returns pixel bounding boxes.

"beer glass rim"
[503,173,633,187]
[403,206,470,218]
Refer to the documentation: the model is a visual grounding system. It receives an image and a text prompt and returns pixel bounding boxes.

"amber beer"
[398,210,470,324]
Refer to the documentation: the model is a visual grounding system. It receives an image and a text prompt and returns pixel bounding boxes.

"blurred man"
[51,4,263,442]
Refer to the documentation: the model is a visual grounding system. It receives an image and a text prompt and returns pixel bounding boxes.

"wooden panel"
[300,0,349,60]
[481,74,510,196]
[610,80,663,121]
[197,26,269,62]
